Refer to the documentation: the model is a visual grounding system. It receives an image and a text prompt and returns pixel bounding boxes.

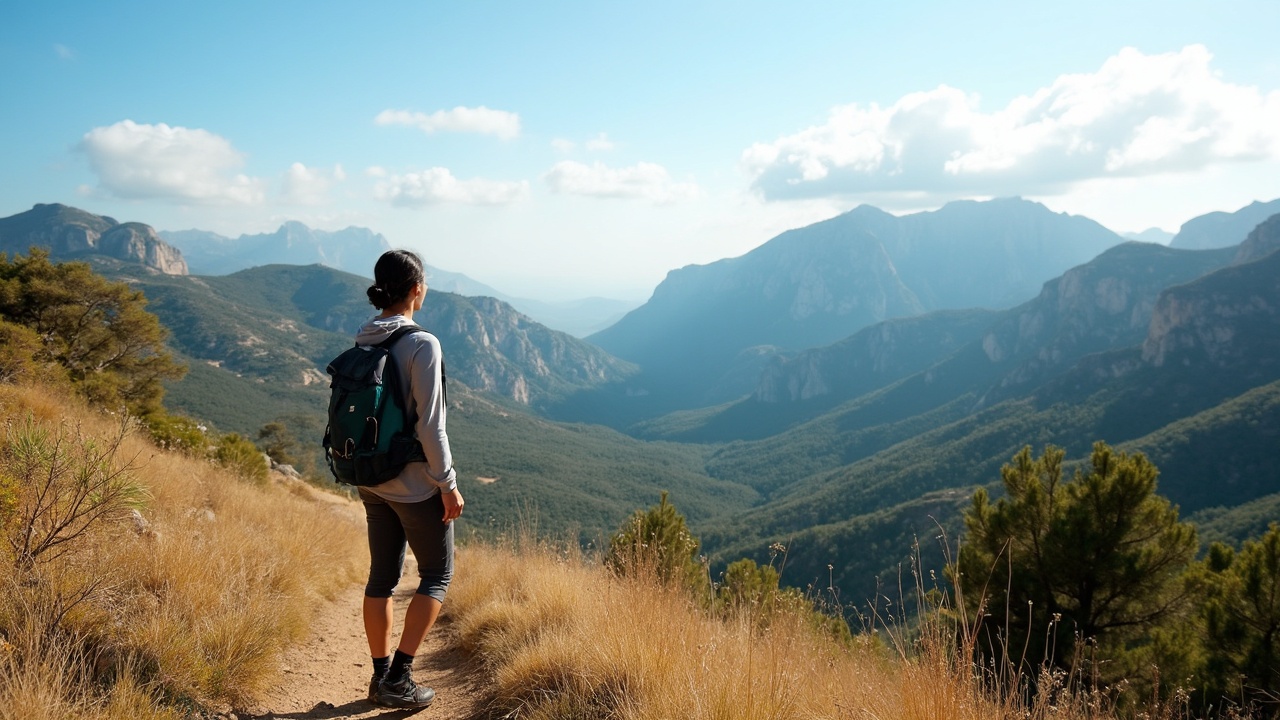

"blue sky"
[3,1,1279,300]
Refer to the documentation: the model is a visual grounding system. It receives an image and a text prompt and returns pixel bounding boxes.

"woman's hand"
[442,487,464,524]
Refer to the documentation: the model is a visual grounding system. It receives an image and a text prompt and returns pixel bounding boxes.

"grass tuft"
[0,382,366,715]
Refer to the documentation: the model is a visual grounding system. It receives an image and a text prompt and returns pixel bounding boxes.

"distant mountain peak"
[160,222,391,276]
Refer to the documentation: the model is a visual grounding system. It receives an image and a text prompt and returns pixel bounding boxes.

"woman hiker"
[356,249,464,709]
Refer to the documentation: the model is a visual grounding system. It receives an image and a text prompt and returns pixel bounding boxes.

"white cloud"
[551,138,576,153]
[744,45,1280,203]
[585,133,615,152]
[543,161,699,203]
[54,44,74,60]
[281,162,345,205]
[374,106,521,140]
[79,120,264,204]
[374,168,529,207]
[365,166,388,178]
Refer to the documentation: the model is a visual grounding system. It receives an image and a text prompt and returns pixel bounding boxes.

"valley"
[3,198,1278,613]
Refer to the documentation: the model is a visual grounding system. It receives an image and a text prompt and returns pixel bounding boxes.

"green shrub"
[213,433,268,484]
[144,413,211,457]
[606,491,707,596]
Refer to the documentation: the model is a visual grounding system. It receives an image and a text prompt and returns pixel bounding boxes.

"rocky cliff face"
[1233,214,1280,265]
[1142,249,1280,373]
[99,223,188,274]
[754,309,998,403]
[976,242,1234,403]
[425,295,634,405]
[0,204,188,274]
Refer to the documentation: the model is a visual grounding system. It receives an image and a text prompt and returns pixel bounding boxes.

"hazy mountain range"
[576,198,1123,421]
[159,223,638,337]
[1170,198,1280,250]
[6,196,1279,608]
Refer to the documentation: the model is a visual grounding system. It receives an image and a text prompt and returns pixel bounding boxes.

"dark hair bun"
[366,284,394,309]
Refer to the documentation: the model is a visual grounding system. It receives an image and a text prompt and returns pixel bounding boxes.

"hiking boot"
[373,673,435,709]
[367,675,384,704]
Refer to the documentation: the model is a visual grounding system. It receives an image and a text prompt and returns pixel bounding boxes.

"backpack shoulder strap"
[375,323,425,349]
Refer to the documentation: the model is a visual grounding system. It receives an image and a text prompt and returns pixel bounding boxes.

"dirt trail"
[241,487,487,720]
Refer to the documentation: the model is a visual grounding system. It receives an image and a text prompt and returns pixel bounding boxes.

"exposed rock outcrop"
[0,204,188,274]
[1142,249,1280,372]
[1232,213,1280,265]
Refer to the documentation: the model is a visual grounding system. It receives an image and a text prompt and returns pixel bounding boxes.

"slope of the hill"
[93,260,636,409]
[698,246,1280,605]
[653,241,1235,445]
[82,259,749,539]
[1232,212,1280,265]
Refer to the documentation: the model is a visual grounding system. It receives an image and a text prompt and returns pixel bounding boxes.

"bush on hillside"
[2,415,145,571]
[256,421,299,467]
[606,491,707,595]
[0,383,367,717]
[213,433,269,484]
[144,413,210,457]
[0,249,185,416]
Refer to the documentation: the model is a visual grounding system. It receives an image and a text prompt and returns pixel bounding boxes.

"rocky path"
[240,546,485,718]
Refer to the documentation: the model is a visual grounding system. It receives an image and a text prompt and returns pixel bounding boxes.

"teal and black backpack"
[322,325,427,486]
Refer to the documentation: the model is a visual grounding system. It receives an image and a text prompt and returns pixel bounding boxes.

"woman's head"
[367,249,426,310]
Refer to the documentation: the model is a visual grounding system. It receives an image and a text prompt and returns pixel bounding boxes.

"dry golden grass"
[0,382,367,718]
[447,540,1139,720]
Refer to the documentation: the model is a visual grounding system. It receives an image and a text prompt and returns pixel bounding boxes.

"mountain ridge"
[581,197,1125,421]
[0,203,187,274]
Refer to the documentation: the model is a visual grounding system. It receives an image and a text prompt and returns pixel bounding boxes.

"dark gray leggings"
[359,489,454,602]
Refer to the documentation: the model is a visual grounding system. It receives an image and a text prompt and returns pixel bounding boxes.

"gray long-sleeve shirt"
[354,314,457,503]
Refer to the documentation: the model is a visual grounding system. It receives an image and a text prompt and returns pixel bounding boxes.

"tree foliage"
[1194,524,1280,710]
[606,491,706,593]
[956,442,1198,682]
[0,249,185,415]
[256,421,299,466]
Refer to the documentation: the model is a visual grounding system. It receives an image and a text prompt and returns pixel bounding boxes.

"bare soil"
[240,485,487,720]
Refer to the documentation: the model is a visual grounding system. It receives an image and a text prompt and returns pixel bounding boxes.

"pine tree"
[0,249,184,415]
[956,442,1197,682]
[1196,523,1280,710]
[606,491,706,594]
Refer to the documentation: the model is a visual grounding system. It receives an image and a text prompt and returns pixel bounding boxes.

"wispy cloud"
[79,120,264,204]
[585,133,615,152]
[374,167,529,207]
[53,44,75,60]
[543,161,699,203]
[280,162,345,205]
[374,106,521,140]
[743,45,1280,203]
